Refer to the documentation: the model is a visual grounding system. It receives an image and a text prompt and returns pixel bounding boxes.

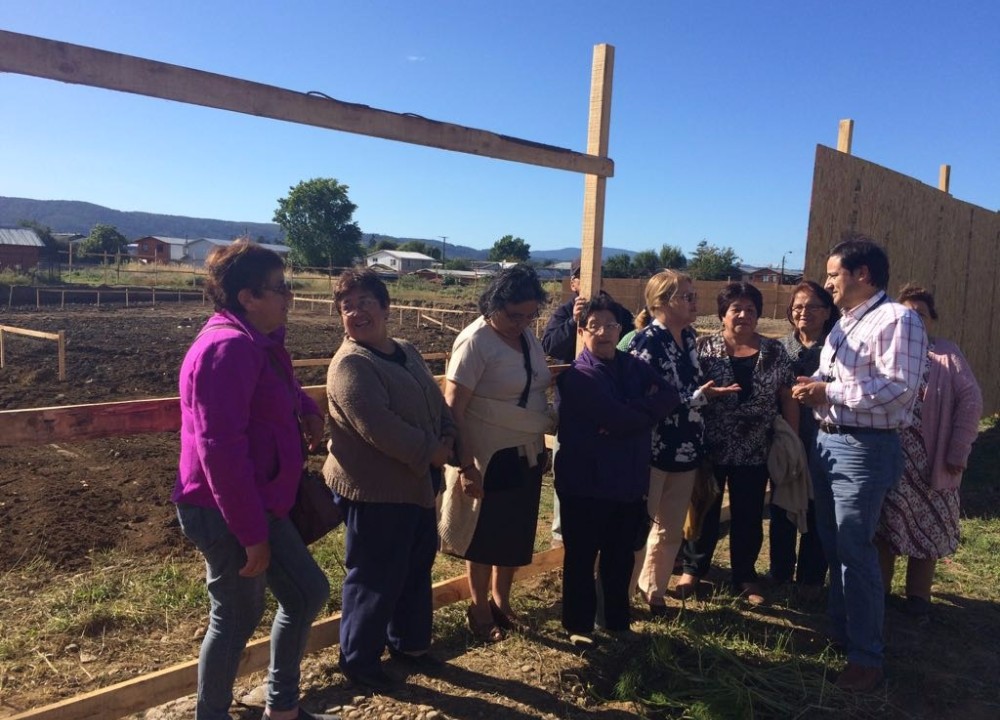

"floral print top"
[699,332,795,467]
[627,320,708,471]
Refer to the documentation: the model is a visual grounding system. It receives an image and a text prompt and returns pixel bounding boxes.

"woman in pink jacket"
[876,285,982,620]
[173,242,335,720]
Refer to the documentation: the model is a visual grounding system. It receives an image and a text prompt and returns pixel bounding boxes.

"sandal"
[466,606,505,643]
[488,599,524,632]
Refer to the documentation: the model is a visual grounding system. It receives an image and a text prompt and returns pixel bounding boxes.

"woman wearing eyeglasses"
[767,281,839,601]
[174,242,334,720]
[626,271,740,613]
[440,264,555,643]
[680,282,798,605]
[324,269,455,689]
[556,295,679,643]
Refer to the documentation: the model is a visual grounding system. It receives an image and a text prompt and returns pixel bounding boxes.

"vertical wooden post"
[837,119,854,154]
[939,164,951,193]
[0,328,5,369]
[57,330,66,381]
[577,43,615,354]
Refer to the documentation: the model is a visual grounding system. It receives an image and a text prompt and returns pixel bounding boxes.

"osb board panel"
[805,144,1000,414]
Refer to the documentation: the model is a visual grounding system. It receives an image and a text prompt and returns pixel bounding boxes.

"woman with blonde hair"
[626,270,738,613]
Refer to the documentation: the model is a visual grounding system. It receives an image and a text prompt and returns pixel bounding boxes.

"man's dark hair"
[830,232,890,290]
[716,282,763,320]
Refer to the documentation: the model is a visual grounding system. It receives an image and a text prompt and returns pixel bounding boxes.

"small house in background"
[135,236,188,264]
[365,249,435,274]
[740,264,803,285]
[184,238,230,265]
[0,227,45,269]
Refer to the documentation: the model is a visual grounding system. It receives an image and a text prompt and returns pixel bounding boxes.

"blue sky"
[1,1,997,268]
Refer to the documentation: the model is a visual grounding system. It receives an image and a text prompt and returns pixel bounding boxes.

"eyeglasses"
[791,303,826,314]
[261,281,292,295]
[502,308,541,324]
[583,322,621,335]
[340,296,381,314]
[672,292,698,303]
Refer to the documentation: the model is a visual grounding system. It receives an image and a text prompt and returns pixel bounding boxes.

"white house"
[365,249,435,274]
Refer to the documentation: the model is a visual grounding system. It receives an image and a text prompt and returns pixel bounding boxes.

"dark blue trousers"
[338,499,437,674]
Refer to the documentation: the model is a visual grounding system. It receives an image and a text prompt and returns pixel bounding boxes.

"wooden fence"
[804,144,1000,415]
[0,324,66,381]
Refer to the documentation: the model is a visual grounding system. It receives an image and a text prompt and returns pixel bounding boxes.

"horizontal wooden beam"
[0,30,613,178]
[0,325,61,341]
[8,547,564,720]
[0,397,182,447]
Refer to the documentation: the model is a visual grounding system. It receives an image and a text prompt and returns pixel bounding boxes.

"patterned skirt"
[877,426,960,559]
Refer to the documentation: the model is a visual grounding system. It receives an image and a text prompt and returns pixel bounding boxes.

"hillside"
[0,196,636,262]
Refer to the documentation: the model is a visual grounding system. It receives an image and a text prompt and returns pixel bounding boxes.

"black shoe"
[261,710,341,720]
[647,602,671,618]
[387,645,445,673]
[339,664,395,691]
[905,595,932,623]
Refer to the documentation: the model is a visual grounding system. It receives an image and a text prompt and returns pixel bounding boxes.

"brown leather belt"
[819,422,897,436]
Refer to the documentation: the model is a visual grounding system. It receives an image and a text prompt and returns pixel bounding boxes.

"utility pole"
[439,236,448,263]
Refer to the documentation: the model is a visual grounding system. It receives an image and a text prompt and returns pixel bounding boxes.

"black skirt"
[462,446,545,567]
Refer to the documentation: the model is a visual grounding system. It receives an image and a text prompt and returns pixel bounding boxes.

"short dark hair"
[478,264,548,317]
[204,241,285,313]
[786,280,840,335]
[333,268,391,311]
[830,232,890,290]
[897,284,938,320]
[580,294,624,327]
[716,282,763,320]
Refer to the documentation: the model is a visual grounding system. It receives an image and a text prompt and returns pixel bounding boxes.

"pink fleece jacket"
[920,339,983,491]
[172,310,321,547]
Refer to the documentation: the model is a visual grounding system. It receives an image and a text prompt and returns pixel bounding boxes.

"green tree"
[603,253,633,278]
[374,238,398,251]
[79,224,128,257]
[686,240,741,280]
[18,220,56,248]
[631,250,661,277]
[488,235,530,262]
[273,178,363,269]
[659,244,688,269]
[443,258,472,271]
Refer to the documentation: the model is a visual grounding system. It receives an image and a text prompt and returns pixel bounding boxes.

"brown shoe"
[835,662,884,692]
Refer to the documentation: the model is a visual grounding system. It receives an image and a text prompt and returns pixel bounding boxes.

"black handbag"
[289,468,342,545]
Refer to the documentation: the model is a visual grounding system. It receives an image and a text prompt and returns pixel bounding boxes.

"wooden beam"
[576,44,615,355]
[0,397,182,447]
[939,163,951,193]
[0,324,61,341]
[837,118,854,154]
[8,546,565,720]
[0,30,613,178]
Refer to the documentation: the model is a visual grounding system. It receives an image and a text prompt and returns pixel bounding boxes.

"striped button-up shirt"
[812,290,927,429]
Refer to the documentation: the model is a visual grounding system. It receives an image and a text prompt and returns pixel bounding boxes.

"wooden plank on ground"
[0,30,613,178]
[0,324,61,340]
[8,546,565,720]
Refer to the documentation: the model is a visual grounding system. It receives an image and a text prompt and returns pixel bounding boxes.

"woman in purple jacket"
[173,242,335,720]
[555,295,680,645]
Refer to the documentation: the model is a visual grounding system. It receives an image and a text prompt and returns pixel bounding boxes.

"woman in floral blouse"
[627,271,739,614]
[678,282,798,605]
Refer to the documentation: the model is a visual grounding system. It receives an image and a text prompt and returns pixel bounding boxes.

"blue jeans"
[810,430,902,668]
[177,504,331,720]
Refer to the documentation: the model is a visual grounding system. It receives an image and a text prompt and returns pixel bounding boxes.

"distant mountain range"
[0,196,637,262]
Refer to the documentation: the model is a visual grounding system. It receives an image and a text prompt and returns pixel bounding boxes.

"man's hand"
[572,296,588,325]
[792,377,828,407]
[239,541,270,577]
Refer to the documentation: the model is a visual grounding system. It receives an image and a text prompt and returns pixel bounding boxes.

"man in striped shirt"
[793,235,927,692]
